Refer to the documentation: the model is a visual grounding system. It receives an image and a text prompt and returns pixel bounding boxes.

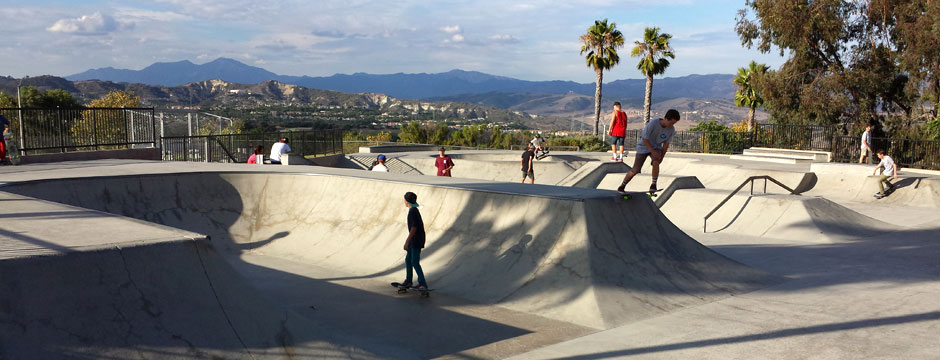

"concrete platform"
[1,155,939,359]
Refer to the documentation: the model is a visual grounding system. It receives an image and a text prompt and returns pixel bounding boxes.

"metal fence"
[833,135,940,169]
[754,124,835,151]
[0,107,156,155]
[161,129,343,163]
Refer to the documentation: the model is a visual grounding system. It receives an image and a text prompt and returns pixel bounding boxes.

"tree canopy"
[736,0,939,136]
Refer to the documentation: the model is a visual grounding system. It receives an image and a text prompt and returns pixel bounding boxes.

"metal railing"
[703,175,797,233]
[161,129,343,163]
[754,124,835,151]
[0,107,156,155]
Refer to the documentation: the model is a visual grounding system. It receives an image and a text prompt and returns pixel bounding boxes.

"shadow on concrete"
[552,311,940,359]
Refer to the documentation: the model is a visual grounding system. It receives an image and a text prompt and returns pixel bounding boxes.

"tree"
[734,61,770,131]
[0,92,14,108]
[690,120,728,132]
[632,27,674,125]
[735,1,929,131]
[18,86,80,108]
[398,121,428,144]
[580,19,624,135]
[89,90,141,108]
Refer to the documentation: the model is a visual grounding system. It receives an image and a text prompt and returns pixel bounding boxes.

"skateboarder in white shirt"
[873,149,898,199]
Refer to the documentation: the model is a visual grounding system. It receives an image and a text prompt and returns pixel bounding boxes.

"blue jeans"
[405,247,427,287]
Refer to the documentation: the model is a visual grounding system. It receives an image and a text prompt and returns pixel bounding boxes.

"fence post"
[123,108,130,149]
[151,109,157,148]
[58,107,66,153]
[92,109,99,150]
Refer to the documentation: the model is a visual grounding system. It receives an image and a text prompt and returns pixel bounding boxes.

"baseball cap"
[377,154,386,160]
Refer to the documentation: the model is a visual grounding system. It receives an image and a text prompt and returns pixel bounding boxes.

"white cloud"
[114,8,192,22]
[441,25,461,33]
[47,12,131,35]
[490,34,518,43]
[451,34,465,42]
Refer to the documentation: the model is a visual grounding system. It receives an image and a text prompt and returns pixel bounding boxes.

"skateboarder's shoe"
[413,284,428,291]
[616,184,626,194]
[649,185,658,193]
[873,192,885,199]
[400,280,413,288]
[611,156,617,161]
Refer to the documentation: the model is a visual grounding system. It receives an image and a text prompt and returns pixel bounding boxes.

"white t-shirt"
[270,142,291,162]
[861,131,871,150]
[530,137,542,147]
[371,163,389,172]
[878,155,896,175]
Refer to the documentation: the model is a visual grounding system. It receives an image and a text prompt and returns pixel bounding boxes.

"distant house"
[228,89,247,95]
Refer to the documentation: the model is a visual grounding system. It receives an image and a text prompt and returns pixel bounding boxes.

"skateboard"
[391,282,433,298]
[873,185,896,199]
[619,189,663,200]
[536,151,550,160]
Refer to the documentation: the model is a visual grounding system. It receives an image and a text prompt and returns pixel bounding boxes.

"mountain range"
[67,58,738,102]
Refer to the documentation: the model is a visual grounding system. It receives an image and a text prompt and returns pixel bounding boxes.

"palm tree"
[632,27,674,124]
[734,61,769,131]
[580,19,624,135]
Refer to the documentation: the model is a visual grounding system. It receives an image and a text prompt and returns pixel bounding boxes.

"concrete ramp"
[0,192,401,359]
[556,161,631,188]
[4,172,776,330]
[661,189,894,242]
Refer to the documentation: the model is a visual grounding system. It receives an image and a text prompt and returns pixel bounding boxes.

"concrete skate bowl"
[396,152,607,184]
[659,190,895,243]
[2,172,779,330]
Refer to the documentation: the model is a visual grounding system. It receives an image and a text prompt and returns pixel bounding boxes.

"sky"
[0,0,787,82]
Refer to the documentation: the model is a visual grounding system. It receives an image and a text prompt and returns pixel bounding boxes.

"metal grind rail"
[703,175,797,233]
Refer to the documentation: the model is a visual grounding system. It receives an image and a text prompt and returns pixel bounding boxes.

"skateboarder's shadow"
[890,177,919,190]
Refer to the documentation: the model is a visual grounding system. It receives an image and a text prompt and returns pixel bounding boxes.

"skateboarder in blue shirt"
[401,192,428,290]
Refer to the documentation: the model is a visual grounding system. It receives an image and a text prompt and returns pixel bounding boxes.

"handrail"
[704,175,797,233]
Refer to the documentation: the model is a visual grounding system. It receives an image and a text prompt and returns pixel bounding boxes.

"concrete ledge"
[359,144,438,153]
[20,148,161,164]
[747,147,832,162]
[730,154,814,165]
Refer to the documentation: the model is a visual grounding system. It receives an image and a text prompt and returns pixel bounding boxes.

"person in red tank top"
[608,102,628,161]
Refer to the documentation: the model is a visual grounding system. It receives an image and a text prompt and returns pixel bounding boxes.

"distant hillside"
[0,75,572,130]
[67,58,737,100]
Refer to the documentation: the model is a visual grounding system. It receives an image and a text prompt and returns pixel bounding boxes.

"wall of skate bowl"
[407,157,581,184]
[3,172,777,329]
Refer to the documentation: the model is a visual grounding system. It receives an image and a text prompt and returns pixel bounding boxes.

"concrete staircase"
[730,147,831,165]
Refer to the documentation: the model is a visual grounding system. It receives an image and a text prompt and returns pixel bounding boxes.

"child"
[872,149,898,199]
[617,109,680,194]
[371,154,389,172]
[434,147,455,177]
[521,144,536,184]
[530,134,547,158]
[609,102,628,161]
[401,192,428,290]
[246,145,263,164]
[859,125,873,164]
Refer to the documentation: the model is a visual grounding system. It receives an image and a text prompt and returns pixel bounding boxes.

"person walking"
[371,154,389,172]
[872,149,898,199]
[521,144,536,184]
[247,145,264,164]
[859,125,873,164]
[616,109,680,194]
[434,147,455,177]
[269,138,291,164]
[608,102,628,161]
[400,192,429,290]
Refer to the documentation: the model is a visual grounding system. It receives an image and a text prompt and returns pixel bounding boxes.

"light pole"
[16,76,27,150]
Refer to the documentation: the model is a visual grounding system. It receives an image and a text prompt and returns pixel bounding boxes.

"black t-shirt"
[407,207,426,249]
[522,150,535,171]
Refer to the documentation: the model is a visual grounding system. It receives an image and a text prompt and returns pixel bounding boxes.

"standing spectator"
[269,138,291,164]
[0,115,9,165]
[608,102,628,161]
[521,143,536,184]
[372,154,390,172]
[434,147,455,177]
[872,149,898,199]
[859,125,873,164]
[247,145,264,164]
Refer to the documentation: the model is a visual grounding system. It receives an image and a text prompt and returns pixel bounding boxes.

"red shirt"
[610,110,627,137]
[247,153,258,164]
[435,156,454,176]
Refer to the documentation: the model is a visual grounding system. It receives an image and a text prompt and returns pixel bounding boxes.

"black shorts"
[522,170,535,179]
[610,136,625,146]
[631,153,651,173]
